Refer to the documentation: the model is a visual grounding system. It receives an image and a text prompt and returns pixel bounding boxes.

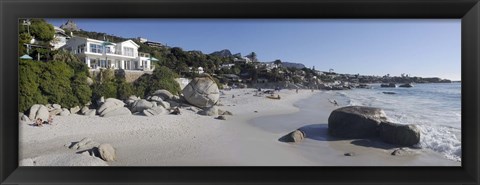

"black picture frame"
[1,0,479,184]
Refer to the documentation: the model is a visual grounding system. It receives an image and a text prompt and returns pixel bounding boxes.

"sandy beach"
[19,88,460,166]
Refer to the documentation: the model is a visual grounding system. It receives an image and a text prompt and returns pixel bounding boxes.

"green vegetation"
[134,66,181,97]
[18,59,92,112]
[18,19,55,57]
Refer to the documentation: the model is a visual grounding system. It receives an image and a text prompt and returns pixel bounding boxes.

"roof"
[120,40,140,48]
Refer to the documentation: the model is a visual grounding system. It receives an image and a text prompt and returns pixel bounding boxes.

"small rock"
[98,143,116,162]
[391,148,418,156]
[21,115,30,122]
[69,138,95,150]
[216,115,226,120]
[49,108,63,116]
[52,104,61,109]
[254,111,258,113]
[85,109,97,117]
[344,152,355,156]
[70,106,80,114]
[60,109,70,116]
[222,111,233,116]
[282,130,306,143]
[81,106,89,114]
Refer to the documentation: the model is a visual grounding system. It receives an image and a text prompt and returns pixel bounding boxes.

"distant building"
[136,37,164,48]
[221,63,235,69]
[62,36,153,71]
[234,57,252,64]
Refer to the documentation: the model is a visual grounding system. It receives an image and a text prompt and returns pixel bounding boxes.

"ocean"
[331,83,462,161]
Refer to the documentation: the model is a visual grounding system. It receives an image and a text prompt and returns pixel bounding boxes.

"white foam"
[416,125,462,162]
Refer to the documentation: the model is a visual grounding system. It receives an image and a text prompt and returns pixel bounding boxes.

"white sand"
[19,88,460,166]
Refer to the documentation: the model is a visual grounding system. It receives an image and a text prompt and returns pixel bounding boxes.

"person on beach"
[333,100,338,106]
[34,118,43,127]
[47,115,54,124]
[171,107,181,115]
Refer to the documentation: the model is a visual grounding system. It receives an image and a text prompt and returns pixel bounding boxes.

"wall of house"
[89,70,152,83]
[63,37,87,54]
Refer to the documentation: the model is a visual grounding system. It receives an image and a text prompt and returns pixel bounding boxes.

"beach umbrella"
[20,54,33,60]
[149,56,159,61]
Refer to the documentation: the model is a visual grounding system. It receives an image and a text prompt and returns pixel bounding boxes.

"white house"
[51,26,71,50]
[62,36,153,71]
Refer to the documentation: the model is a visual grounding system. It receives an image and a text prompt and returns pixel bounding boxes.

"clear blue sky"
[47,19,461,80]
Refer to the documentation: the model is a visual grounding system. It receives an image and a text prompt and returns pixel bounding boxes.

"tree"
[274,59,282,68]
[29,19,55,42]
[246,52,257,62]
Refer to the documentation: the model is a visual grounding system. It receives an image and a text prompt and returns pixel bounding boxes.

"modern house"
[137,37,164,48]
[62,36,154,71]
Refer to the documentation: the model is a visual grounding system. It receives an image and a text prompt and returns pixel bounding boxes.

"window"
[90,44,103,53]
[105,47,111,54]
[78,44,85,53]
[123,47,134,57]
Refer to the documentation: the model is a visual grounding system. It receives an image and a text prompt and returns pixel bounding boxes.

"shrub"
[92,81,117,100]
[19,60,47,112]
[134,66,181,98]
[38,61,77,108]
[116,77,135,100]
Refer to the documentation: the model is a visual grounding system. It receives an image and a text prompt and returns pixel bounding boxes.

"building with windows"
[62,36,154,71]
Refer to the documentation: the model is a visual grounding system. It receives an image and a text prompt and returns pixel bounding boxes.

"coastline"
[19,88,459,166]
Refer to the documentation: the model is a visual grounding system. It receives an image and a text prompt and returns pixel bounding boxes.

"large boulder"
[97,98,126,116]
[28,104,41,120]
[102,107,132,117]
[130,99,154,113]
[143,106,167,117]
[328,106,388,138]
[182,74,220,108]
[379,122,421,146]
[98,143,116,162]
[152,89,174,100]
[28,105,49,122]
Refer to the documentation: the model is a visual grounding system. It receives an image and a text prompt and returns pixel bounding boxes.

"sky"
[47,19,461,81]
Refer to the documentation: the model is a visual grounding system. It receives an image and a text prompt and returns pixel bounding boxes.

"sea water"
[330,83,461,161]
